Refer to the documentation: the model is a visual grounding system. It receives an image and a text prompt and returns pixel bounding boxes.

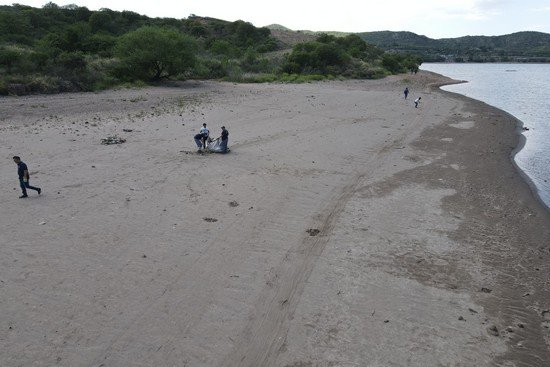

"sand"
[1,72,549,367]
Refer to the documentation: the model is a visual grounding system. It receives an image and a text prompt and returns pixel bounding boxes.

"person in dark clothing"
[219,126,229,153]
[13,156,41,198]
[404,87,409,99]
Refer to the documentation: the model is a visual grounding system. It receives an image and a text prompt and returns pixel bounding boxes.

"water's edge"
[428,71,550,213]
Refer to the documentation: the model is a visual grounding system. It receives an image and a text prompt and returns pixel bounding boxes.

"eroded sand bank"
[1,72,549,366]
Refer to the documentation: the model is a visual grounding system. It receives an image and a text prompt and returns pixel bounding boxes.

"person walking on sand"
[404,87,409,99]
[194,123,209,152]
[414,96,421,108]
[13,156,41,198]
[219,126,229,153]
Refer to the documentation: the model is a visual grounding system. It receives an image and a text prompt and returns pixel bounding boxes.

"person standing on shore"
[404,87,409,99]
[13,156,41,198]
[414,96,421,108]
[219,126,229,153]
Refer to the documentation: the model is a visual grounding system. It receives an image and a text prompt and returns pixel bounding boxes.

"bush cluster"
[282,34,419,78]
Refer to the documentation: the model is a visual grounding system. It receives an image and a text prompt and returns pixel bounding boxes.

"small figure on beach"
[219,126,229,153]
[13,156,41,198]
[204,126,230,153]
[194,123,209,152]
[404,87,409,99]
[414,97,421,108]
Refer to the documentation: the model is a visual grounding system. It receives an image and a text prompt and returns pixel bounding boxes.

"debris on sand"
[203,217,218,223]
[306,228,320,236]
[481,287,492,293]
[229,201,239,207]
[101,135,126,145]
[487,325,499,336]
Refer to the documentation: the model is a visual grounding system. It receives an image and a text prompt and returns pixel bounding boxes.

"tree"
[115,26,197,80]
[89,11,112,33]
[381,54,405,73]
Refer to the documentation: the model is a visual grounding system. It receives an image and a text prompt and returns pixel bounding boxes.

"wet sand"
[1,72,549,366]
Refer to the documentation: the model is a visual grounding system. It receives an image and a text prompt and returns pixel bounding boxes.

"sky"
[2,0,550,39]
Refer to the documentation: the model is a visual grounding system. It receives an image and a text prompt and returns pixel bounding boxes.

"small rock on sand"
[306,229,320,236]
[101,135,126,145]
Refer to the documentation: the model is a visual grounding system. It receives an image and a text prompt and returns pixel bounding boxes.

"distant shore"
[1,72,548,366]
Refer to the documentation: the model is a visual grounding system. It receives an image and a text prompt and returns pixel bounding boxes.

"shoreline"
[423,77,550,365]
[421,64,550,213]
[431,70,550,213]
[1,72,549,366]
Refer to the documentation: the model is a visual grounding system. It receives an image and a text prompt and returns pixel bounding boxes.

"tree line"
[358,31,550,63]
[0,3,422,95]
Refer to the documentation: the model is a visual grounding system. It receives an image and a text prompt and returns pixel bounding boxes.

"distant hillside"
[266,25,550,63]
[357,31,550,62]
[266,26,316,48]
[268,25,355,47]
[265,24,292,31]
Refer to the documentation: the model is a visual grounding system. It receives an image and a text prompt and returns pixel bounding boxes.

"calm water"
[421,63,550,209]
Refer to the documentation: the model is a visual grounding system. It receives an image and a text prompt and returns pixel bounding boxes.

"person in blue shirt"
[13,156,41,198]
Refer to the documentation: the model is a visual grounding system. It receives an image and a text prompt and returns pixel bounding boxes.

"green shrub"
[279,73,329,83]
[0,79,7,95]
[209,39,237,57]
[223,60,244,82]
[115,26,197,80]
[282,41,349,75]
[191,57,226,79]
[0,47,22,73]
[241,73,278,83]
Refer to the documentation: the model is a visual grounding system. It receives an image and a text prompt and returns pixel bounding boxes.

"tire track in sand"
[221,106,430,367]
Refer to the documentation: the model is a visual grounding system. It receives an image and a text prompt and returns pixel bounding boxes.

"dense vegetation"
[281,34,421,78]
[0,3,419,95]
[357,31,550,62]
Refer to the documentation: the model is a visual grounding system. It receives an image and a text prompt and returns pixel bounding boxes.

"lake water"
[420,63,550,210]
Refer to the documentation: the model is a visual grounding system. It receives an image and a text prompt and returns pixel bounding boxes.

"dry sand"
[1,72,549,367]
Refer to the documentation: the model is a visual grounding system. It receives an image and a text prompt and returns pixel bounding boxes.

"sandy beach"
[1,72,549,366]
